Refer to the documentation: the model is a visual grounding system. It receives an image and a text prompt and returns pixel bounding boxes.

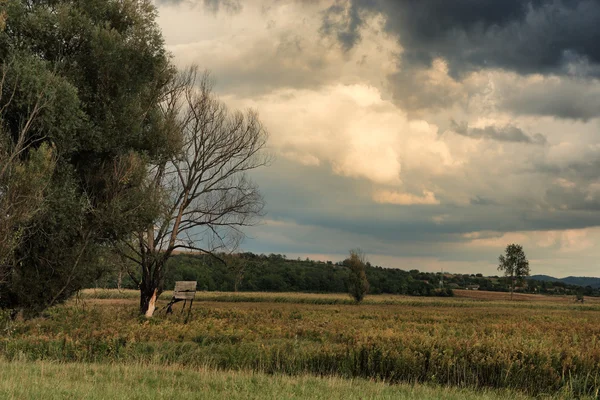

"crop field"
[2,291,600,399]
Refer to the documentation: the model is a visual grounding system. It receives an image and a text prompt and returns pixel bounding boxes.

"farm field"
[453,289,600,303]
[80,288,600,308]
[2,290,600,398]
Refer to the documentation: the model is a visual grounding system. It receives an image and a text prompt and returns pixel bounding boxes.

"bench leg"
[165,298,181,314]
[184,299,194,324]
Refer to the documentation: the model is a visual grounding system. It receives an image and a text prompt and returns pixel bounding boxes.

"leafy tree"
[344,249,370,303]
[115,69,269,316]
[0,0,174,312]
[498,244,530,300]
[0,57,56,283]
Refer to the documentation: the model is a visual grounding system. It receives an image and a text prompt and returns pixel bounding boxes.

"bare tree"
[117,68,269,316]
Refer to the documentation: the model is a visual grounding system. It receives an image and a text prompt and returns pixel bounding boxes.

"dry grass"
[82,288,594,303]
[454,289,600,303]
[4,290,600,397]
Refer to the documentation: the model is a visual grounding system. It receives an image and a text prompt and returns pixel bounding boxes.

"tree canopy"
[0,0,175,312]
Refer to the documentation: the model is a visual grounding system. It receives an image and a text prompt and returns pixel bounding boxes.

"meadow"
[0,361,542,400]
[1,290,599,399]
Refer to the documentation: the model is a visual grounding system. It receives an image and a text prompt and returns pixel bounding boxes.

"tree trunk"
[139,278,160,316]
[117,269,122,291]
[139,260,164,316]
[234,271,243,292]
[139,287,153,315]
[145,288,157,318]
[511,277,515,300]
[140,286,160,317]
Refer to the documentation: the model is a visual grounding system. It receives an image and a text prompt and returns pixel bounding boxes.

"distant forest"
[93,252,600,297]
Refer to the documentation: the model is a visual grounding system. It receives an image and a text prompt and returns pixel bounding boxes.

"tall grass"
[3,294,600,397]
[0,360,555,400]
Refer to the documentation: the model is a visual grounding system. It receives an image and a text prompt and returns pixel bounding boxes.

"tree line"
[91,251,600,298]
[94,252,453,297]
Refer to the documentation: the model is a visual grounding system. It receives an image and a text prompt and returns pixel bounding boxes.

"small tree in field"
[498,244,530,300]
[344,249,369,303]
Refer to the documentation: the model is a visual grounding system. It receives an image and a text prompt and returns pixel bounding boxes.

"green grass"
[0,360,566,400]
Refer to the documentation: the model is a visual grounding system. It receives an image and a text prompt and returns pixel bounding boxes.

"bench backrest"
[173,281,197,300]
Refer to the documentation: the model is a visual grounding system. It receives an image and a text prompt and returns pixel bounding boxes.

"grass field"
[80,288,600,308]
[0,360,545,400]
[2,290,600,398]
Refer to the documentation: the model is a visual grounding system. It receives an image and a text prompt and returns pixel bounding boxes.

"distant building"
[466,285,480,290]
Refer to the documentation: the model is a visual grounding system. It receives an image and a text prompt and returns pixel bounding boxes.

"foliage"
[0,140,55,282]
[0,308,14,337]
[344,249,369,303]
[498,244,530,300]
[0,0,173,313]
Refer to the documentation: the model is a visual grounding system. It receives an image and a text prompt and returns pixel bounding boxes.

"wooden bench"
[165,281,197,315]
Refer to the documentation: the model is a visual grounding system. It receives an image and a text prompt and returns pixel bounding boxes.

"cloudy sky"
[155,0,600,277]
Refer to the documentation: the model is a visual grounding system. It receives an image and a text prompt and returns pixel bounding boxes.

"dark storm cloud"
[248,158,600,251]
[324,0,600,77]
[544,185,600,211]
[551,159,600,182]
[386,65,463,112]
[528,155,600,212]
[470,196,498,206]
[450,121,547,144]
[320,1,364,51]
[499,78,600,120]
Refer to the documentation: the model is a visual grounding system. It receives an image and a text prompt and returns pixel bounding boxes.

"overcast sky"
[155,0,600,277]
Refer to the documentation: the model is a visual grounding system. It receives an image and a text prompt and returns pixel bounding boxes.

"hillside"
[530,275,600,289]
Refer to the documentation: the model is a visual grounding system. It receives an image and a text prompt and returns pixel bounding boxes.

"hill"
[530,274,560,282]
[530,275,600,289]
